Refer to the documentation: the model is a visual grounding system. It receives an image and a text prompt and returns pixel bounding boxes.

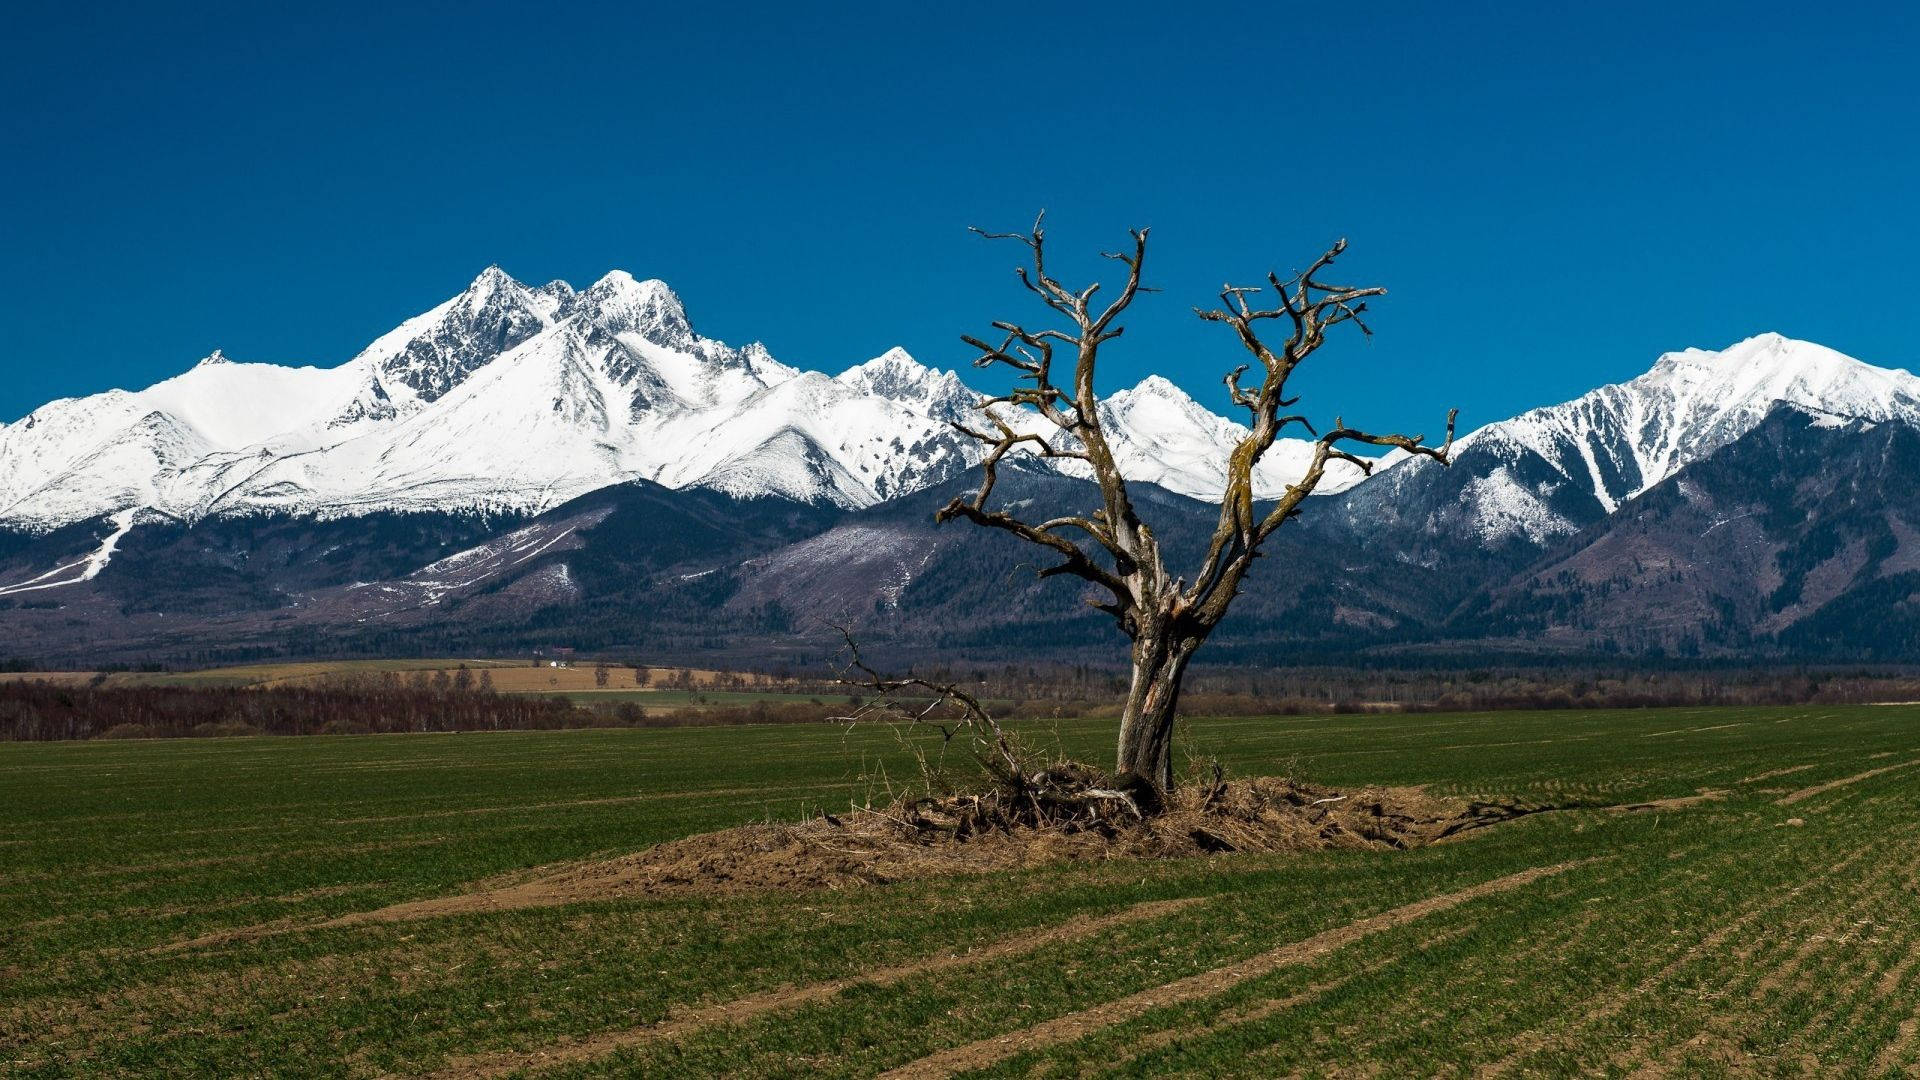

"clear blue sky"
[4,1,1918,435]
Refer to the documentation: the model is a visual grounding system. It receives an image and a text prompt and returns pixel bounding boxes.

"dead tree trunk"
[1114,622,1199,806]
[941,214,1457,810]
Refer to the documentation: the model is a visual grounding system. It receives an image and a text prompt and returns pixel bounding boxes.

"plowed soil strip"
[1777,760,1920,806]
[877,860,1589,1080]
[420,896,1203,1080]
[328,785,820,827]
[1741,764,1816,783]
[1110,915,1509,1072]
[1611,791,1728,813]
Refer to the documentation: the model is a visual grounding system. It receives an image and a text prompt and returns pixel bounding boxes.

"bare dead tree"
[940,214,1457,810]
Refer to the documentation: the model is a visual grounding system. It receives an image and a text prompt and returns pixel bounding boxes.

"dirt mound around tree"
[162,775,1575,948]
[511,776,1549,900]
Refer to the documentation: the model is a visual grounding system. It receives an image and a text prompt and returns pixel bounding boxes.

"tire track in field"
[1273,869,1633,1073]
[1114,896,1609,1077]
[1475,844,1877,1077]
[1641,722,1749,737]
[325,783,826,826]
[1740,763,1817,783]
[876,860,1593,1080]
[415,895,1205,1080]
[1777,759,1920,806]
[1103,919,1490,1074]
[18,835,457,889]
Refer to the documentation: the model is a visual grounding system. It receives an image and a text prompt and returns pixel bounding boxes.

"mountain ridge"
[0,267,1363,532]
[10,269,1920,667]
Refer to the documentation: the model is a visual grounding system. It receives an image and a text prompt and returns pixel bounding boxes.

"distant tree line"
[0,680,591,742]
[5,662,1919,743]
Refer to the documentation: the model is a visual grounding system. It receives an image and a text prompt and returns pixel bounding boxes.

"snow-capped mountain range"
[4,262,1917,557]
[9,295,1920,665]
[1332,332,1920,547]
[0,267,1368,532]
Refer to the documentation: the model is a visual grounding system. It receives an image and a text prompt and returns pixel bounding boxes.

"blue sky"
[4,1,1918,436]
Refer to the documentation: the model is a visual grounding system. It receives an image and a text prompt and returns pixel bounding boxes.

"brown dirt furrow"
[1740,764,1817,783]
[876,860,1590,1080]
[1101,913,1512,1076]
[1608,791,1729,813]
[416,895,1204,1080]
[324,785,820,827]
[1876,1015,1920,1075]
[1777,759,1920,806]
[1640,722,1748,737]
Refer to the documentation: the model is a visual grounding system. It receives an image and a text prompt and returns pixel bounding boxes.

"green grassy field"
[4,704,1919,1077]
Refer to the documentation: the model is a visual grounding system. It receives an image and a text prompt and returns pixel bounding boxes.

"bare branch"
[832,626,1022,780]
[1250,407,1460,545]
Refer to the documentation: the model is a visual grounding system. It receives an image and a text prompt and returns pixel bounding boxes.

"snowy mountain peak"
[1104,374,1229,432]
[1422,334,1920,545]
[460,265,520,306]
[1643,333,1918,416]
[194,349,231,368]
[1130,373,1186,396]
[835,348,975,422]
[867,345,919,369]
[1086,373,1373,499]
[335,266,560,409]
[2,267,1439,531]
[565,271,691,344]
[1110,374,1209,410]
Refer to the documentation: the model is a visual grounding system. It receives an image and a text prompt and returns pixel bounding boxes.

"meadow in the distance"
[5,703,1919,1077]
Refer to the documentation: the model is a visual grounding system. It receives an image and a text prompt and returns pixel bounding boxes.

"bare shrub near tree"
[835,629,1149,826]
[941,215,1457,809]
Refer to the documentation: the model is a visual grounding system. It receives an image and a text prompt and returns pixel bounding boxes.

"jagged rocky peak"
[462,263,514,299]
[195,348,231,367]
[535,279,576,303]
[367,266,554,403]
[737,341,796,380]
[563,270,692,344]
[836,348,976,421]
